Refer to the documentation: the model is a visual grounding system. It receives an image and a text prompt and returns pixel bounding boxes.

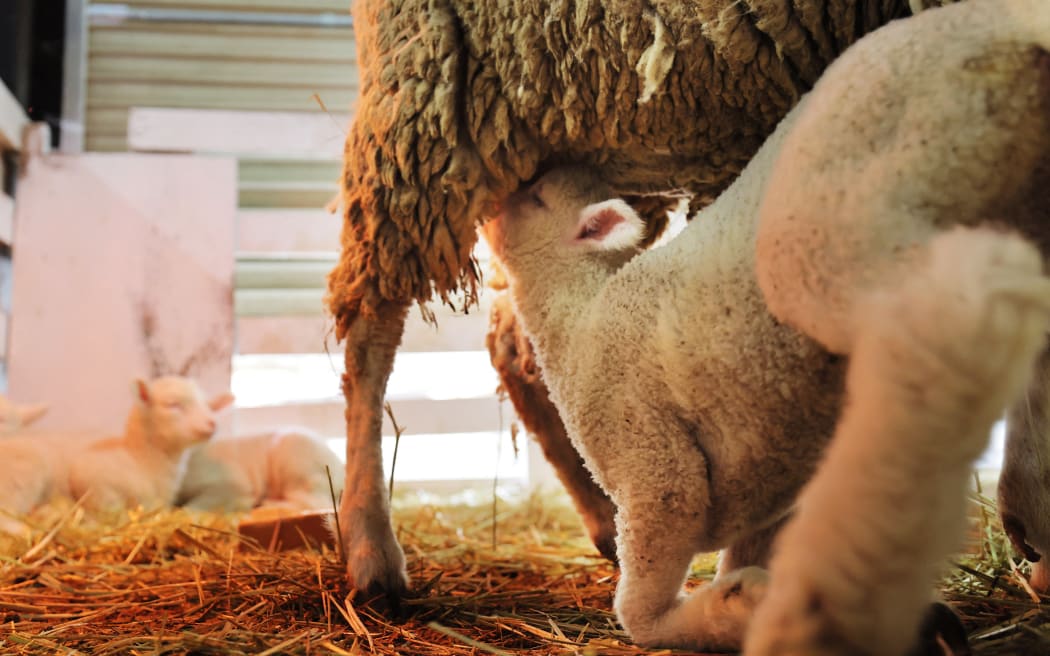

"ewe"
[325,0,930,596]
[487,0,1050,653]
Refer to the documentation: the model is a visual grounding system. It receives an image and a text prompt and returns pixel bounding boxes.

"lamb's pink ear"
[135,378,151,404]
[573,199,644,251]
[17,404,48,428]
[209,392,235,413]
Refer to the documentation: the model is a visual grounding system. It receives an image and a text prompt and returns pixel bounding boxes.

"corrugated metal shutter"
[84,0,356,153]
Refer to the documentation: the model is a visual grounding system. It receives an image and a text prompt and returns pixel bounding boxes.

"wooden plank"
[237,209,341,253]
[239,159,341,184]
[94,0,353,14]
[235,396,513,438]
[89,25,354,61]
[84,107,130,135]
[236,296,494,354]
[84,134,128,152]
[236,256,336,289]
[235,288,324,316]
[236,315,336,355]
[87,82,356,112]
[238,181,336,209]
[128,108,348,158]
[91,55,355,88]
[0,193,13,248]
[0,80,29,151]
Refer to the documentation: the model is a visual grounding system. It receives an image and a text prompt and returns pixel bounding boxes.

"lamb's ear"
[573,199,644,251]
[17,404,48,428]
[209,392,235,413]
[134,378,151,404]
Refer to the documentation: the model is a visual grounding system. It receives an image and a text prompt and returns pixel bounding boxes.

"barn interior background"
[0,0,542,492]
[0,1,1039,655]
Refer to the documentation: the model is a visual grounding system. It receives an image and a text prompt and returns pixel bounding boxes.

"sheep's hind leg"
[746,228,1050,656]
[486,292,617,561]
[998,346,1050,591]
[337,298,410,599]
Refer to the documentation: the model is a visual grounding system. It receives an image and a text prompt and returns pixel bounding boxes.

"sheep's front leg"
[998,347,1050,591]
[338,298,410,597]
[486,292,617,561]
[615,507,768,650]
[717,516,789,575]
[747,228,1050,656]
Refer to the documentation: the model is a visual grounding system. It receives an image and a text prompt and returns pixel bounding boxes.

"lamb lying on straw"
[0,376,233,533]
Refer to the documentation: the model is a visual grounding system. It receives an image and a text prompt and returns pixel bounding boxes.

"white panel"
[0,80,28,151]
[235,396,513,438]
[235,296,493,354]
[236,209,340,253]
[128,107,349,159]
[9,153,237,435]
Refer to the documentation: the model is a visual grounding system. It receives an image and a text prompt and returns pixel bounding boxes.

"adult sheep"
[325,0,954,596]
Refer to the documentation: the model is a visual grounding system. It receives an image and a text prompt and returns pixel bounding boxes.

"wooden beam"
[89,24,354,62]
[235,295,494,354]
[236,256,336,289]
[0,80,28,152]
[128,107,349,159]
[238,181,336,209]
[235,396,513,438]
[89,83,356,113]
[236,209,341,253]
[92,55,356,88]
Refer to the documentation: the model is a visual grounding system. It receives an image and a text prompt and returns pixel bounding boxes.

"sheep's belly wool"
[327,0,923,327]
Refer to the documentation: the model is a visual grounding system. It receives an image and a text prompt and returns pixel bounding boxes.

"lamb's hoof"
[906,602,971,656]
[1001,512,1042,563]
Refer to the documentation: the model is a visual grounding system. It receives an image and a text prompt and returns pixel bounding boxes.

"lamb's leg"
[337,298,410,597]
[717,515,789,575]
[486,292,617,561]
[746,228,1050,656]
[614,507,768,650]
[998,347,1050,591]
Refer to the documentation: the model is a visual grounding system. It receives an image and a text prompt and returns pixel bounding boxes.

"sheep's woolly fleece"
[326,0,926,330]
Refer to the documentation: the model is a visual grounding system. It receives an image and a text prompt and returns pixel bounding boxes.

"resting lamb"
[485,0,1050,652]
[0,376,233,533]
[176,429,343,514]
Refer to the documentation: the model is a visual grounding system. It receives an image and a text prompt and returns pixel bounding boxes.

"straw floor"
[1,486,1048,655]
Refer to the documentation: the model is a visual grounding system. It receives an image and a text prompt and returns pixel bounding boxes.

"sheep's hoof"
[340,511,409,606]
[1001,511,1042,563]
[906,602,971,656]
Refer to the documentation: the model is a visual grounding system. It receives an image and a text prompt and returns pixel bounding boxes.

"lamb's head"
[485,166,646,279]
[127,376,234,455]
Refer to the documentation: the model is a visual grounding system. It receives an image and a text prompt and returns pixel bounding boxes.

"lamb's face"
[136,376,234,453]
[486,167,644,272]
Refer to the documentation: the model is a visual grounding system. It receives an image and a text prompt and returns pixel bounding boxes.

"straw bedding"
[1,486,1048,655]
